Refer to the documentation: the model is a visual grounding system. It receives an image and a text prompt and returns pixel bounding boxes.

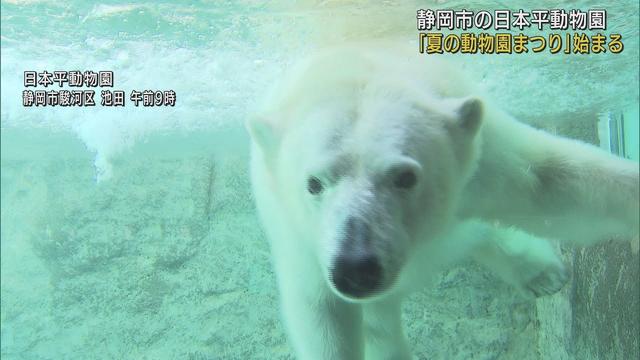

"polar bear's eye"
[307,176,324,195]
[394,170,417,189]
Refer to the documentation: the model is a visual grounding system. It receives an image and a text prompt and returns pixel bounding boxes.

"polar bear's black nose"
[331,254,383,298]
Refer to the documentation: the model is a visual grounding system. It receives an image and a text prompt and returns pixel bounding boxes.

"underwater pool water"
[1,1,638,359]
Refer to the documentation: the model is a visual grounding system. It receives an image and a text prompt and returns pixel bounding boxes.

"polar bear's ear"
[246,114,280,153]
[455,97,483,135]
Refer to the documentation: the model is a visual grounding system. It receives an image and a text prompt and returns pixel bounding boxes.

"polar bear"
[246,42,639,359]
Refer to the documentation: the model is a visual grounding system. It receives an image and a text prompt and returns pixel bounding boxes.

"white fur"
[247,42,639,359]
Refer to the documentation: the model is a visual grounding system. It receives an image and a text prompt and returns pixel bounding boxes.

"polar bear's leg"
[363,296,412,360]
[439,220,568,298]
[469,223,568,298]
[463,111,639,245]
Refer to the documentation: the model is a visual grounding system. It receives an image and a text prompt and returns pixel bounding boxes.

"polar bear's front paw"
[523,261,568,298]
[490,228,571,299]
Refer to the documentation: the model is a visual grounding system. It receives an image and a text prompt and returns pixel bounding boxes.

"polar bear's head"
[248,48,483,302]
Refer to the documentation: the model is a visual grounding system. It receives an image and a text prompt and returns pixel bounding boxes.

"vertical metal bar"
[609,112,620,155]
[619,113,626,158]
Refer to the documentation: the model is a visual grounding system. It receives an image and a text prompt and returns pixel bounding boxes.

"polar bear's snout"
[342,216,372,248]
[331,253,382,299]
[329,217,384,299]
